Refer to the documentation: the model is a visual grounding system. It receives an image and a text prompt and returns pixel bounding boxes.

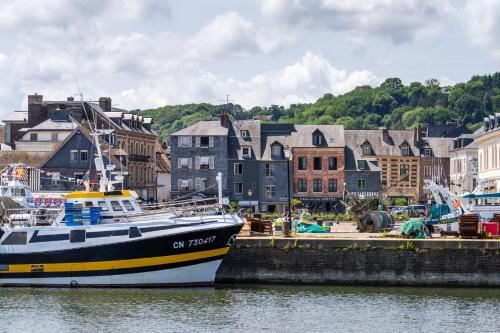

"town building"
[345,129,421,204]
[449,134,478,195]
[291,125,345,212]
[156,141,172,202]
[227,120,262,212]
[170,116,230,199]
[475,116,500,193]
[344,131,382,198]
[2,94,162,201]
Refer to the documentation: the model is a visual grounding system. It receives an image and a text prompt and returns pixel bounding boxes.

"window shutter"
[195,178,201,190]
[177,179,182,190]
[209,136,214,147]
[195,136,201,147]
[209,156,215,169]
[188,179,193,190]
[188,136,192,147]
[188,158,193,169]
[176,137,180,148]
[177,158,182,169]
[195,156,200,169]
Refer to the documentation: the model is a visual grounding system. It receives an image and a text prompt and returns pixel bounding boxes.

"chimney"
[414,124,423,143]
[99,96,112,112]
[27,93,46,127]
[220,112,229,128]
[67,96,74,101]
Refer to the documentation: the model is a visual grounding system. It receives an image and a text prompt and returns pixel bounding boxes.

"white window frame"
[234,163,243,175]
[271,144,282,159]
[424,148,431,157]
[242,146,251,159]
[362,143,371,155]
[265,185,276,198]
[51,133,59,141]
[265,163,275,177]
[80,150,88,161]
[70,150,79,162]
[424,165,432,178]
[401,144,410,156]
[241,130,249,138]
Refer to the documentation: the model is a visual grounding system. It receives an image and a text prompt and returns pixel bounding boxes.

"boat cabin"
[64,190,143,216]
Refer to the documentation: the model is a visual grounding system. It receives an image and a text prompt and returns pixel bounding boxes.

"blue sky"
[0,0,498,119]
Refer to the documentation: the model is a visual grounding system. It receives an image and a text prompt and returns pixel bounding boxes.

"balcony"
[128,154,151,162]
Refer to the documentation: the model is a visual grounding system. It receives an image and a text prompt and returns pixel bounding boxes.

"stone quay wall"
[216,237,500,287]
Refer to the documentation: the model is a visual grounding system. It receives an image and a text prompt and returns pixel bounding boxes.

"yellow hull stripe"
[5,247,229,274]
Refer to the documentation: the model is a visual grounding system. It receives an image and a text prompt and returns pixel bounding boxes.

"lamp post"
[247,188,253,214]
[284,145,292,237]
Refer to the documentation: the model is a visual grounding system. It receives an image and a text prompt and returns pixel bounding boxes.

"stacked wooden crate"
[459,214,479,238]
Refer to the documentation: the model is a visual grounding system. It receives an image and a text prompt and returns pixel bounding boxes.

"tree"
[380,77,403,90]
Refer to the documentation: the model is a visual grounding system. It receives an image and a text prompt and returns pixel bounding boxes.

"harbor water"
[1,285,500,333]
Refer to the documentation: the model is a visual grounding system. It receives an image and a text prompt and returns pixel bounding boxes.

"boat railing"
[2,207,61,227]
[141,197,224,218]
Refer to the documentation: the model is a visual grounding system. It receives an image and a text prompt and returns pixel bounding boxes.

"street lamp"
[247,188,253,213]
[284,145,292,237]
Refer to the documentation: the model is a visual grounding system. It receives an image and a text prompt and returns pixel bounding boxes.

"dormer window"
[271,143,283,159]
[241,130,249,138]
[362,142,372,155]
[312,130,324,146]
[242,146,251,159]
[423,148,431,157]
[358,160,368,170]
[401,143,410,156]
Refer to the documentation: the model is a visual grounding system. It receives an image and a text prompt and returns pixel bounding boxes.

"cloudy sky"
[0,0,499,119]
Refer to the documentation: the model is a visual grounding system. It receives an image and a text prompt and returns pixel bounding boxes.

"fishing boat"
[0,129,243,287]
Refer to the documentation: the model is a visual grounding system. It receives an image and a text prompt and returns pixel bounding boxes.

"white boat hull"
[0,260,223,287]
[0,215,242,287]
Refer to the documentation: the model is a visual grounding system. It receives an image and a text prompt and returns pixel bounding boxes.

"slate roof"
[4,111,28,122]
[422,137,454,157]
[228,120,261,160]
[19,119,77,132]
[344,129,419,157]
[171,121,229,136]
[0,151,51,168]
[289,125,345,148]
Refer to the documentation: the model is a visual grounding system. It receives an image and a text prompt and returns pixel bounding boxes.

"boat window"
[111,201,123,211]
[123,200,135,212]
[70,230,86,243]
[98,201,109,211]
[1,232,27,245]
[84,201,94,208]
[129,226,141,238]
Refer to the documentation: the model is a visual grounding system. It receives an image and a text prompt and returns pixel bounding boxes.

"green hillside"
[138,72,500,140]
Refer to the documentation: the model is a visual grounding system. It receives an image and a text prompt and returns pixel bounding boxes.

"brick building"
[291,125,345,212]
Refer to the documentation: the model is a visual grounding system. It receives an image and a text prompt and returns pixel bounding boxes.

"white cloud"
[0,0,171,30]
[118,52,380,110]
[261,0,451,44]
[187,12,279,59]
[463,0,500,61]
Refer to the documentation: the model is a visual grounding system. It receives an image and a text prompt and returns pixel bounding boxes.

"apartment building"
[449,134,478,195]
[170,116,229,199]
[476,115,500,192]
[1,94,161,200]
[291,125,345,212]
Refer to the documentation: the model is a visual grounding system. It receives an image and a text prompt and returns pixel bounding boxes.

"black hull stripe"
[0,224,242,264]
[0,255,225,279]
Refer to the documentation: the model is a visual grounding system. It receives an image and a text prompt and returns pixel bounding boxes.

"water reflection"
[1,285,499,333]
